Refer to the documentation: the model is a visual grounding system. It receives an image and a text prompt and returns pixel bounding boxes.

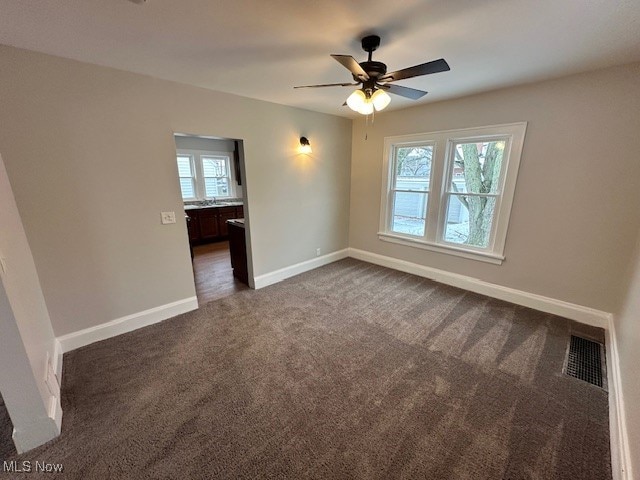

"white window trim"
[378,122,527,265]
[176,149,236,200]
[176,153,197,201]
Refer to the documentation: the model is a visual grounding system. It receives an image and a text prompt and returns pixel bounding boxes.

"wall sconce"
[299,137,312,154]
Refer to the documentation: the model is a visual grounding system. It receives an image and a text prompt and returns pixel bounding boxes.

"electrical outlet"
[161,211,176,224]
[316,248,321,257]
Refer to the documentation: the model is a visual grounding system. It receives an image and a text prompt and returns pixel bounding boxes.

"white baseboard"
[347,248,610,329]
[49,338,64,433]
[606,317,633,480]
[254,249,349,289]
[53,338,63,384]
[48,395,62,434]
[57,297,198,353]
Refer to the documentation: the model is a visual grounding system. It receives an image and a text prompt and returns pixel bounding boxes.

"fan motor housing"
[356,61,387,80]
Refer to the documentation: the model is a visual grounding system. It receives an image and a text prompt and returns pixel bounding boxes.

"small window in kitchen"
[201,155,231,198]
[176,150,235,200]
[177,154,196,200]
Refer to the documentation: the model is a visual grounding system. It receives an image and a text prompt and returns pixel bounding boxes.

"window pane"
[177,156,192,177]
[202,157,227,177]
[205,178,229,197]
[444,195,496,248]
[179,178,195,199]
[395,145,432,191]
[450,140,505,194]
[391,191,427,236]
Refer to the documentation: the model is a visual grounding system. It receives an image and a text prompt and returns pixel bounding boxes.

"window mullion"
[424,138,446,243]
[382,145,396,232]
[192,154,203,200]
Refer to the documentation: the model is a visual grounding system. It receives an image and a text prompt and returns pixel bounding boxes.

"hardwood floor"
[192,241,249,305]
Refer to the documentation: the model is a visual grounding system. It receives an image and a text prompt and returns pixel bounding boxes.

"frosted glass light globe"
[346,90,367,112]
[371,89,391,111]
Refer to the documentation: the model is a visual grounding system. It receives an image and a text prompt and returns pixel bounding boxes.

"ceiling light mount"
[361,35,381,59]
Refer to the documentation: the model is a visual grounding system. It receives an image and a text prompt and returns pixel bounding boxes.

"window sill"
[377,232,505,265]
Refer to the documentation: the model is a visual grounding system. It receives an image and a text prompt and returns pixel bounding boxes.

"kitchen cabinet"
[199,208,220,240]
[185,210,199,242]
[218,208,237,237]
[184,205,244,245]
[227,219,248,285]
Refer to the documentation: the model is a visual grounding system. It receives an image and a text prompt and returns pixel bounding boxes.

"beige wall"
[615,232,640,479]
[0,45,352,336]
[174,136,235,154]
[349,62,640,313]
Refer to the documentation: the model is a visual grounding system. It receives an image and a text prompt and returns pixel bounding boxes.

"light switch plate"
[161,211,176,224]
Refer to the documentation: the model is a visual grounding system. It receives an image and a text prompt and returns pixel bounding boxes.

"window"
[177,154,196,200]
[389,144,433,237]
[176,150,235,200]
[379,123,527,264]
[201,155,230,197]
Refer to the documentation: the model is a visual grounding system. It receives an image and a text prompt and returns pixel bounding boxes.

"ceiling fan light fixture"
[371,89,391,111]
[295,35,449,115]
[357,100,374,115]
[346,89,367,112]
[346,87,391,115]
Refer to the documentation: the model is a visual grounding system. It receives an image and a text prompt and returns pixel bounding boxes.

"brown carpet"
[7,259,611,479]
[0,393,16,461]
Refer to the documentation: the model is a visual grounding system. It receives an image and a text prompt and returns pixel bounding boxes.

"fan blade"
[379,58,450,82]
[381,84,428,100]
[294,82,359,89]
[330,55,370,81]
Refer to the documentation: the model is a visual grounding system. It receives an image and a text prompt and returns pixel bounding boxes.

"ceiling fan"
[294,35,450,115]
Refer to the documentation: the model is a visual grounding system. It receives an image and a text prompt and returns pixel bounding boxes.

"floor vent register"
[564,335,606,389]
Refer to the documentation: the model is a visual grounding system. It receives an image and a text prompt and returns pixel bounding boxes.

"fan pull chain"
[364,113,369,140]
[363,108,376,140]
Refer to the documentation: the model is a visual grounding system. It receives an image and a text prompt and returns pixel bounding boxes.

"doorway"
[173,134,251,304]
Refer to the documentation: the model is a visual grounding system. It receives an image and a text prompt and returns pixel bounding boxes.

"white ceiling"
[1,0,639,117]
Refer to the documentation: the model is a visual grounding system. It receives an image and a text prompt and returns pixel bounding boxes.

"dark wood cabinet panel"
[217,207,237,237]
[228,221,248,285]
[185,204,244,245]
[199,209,220,240]
[186,211,199,241]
